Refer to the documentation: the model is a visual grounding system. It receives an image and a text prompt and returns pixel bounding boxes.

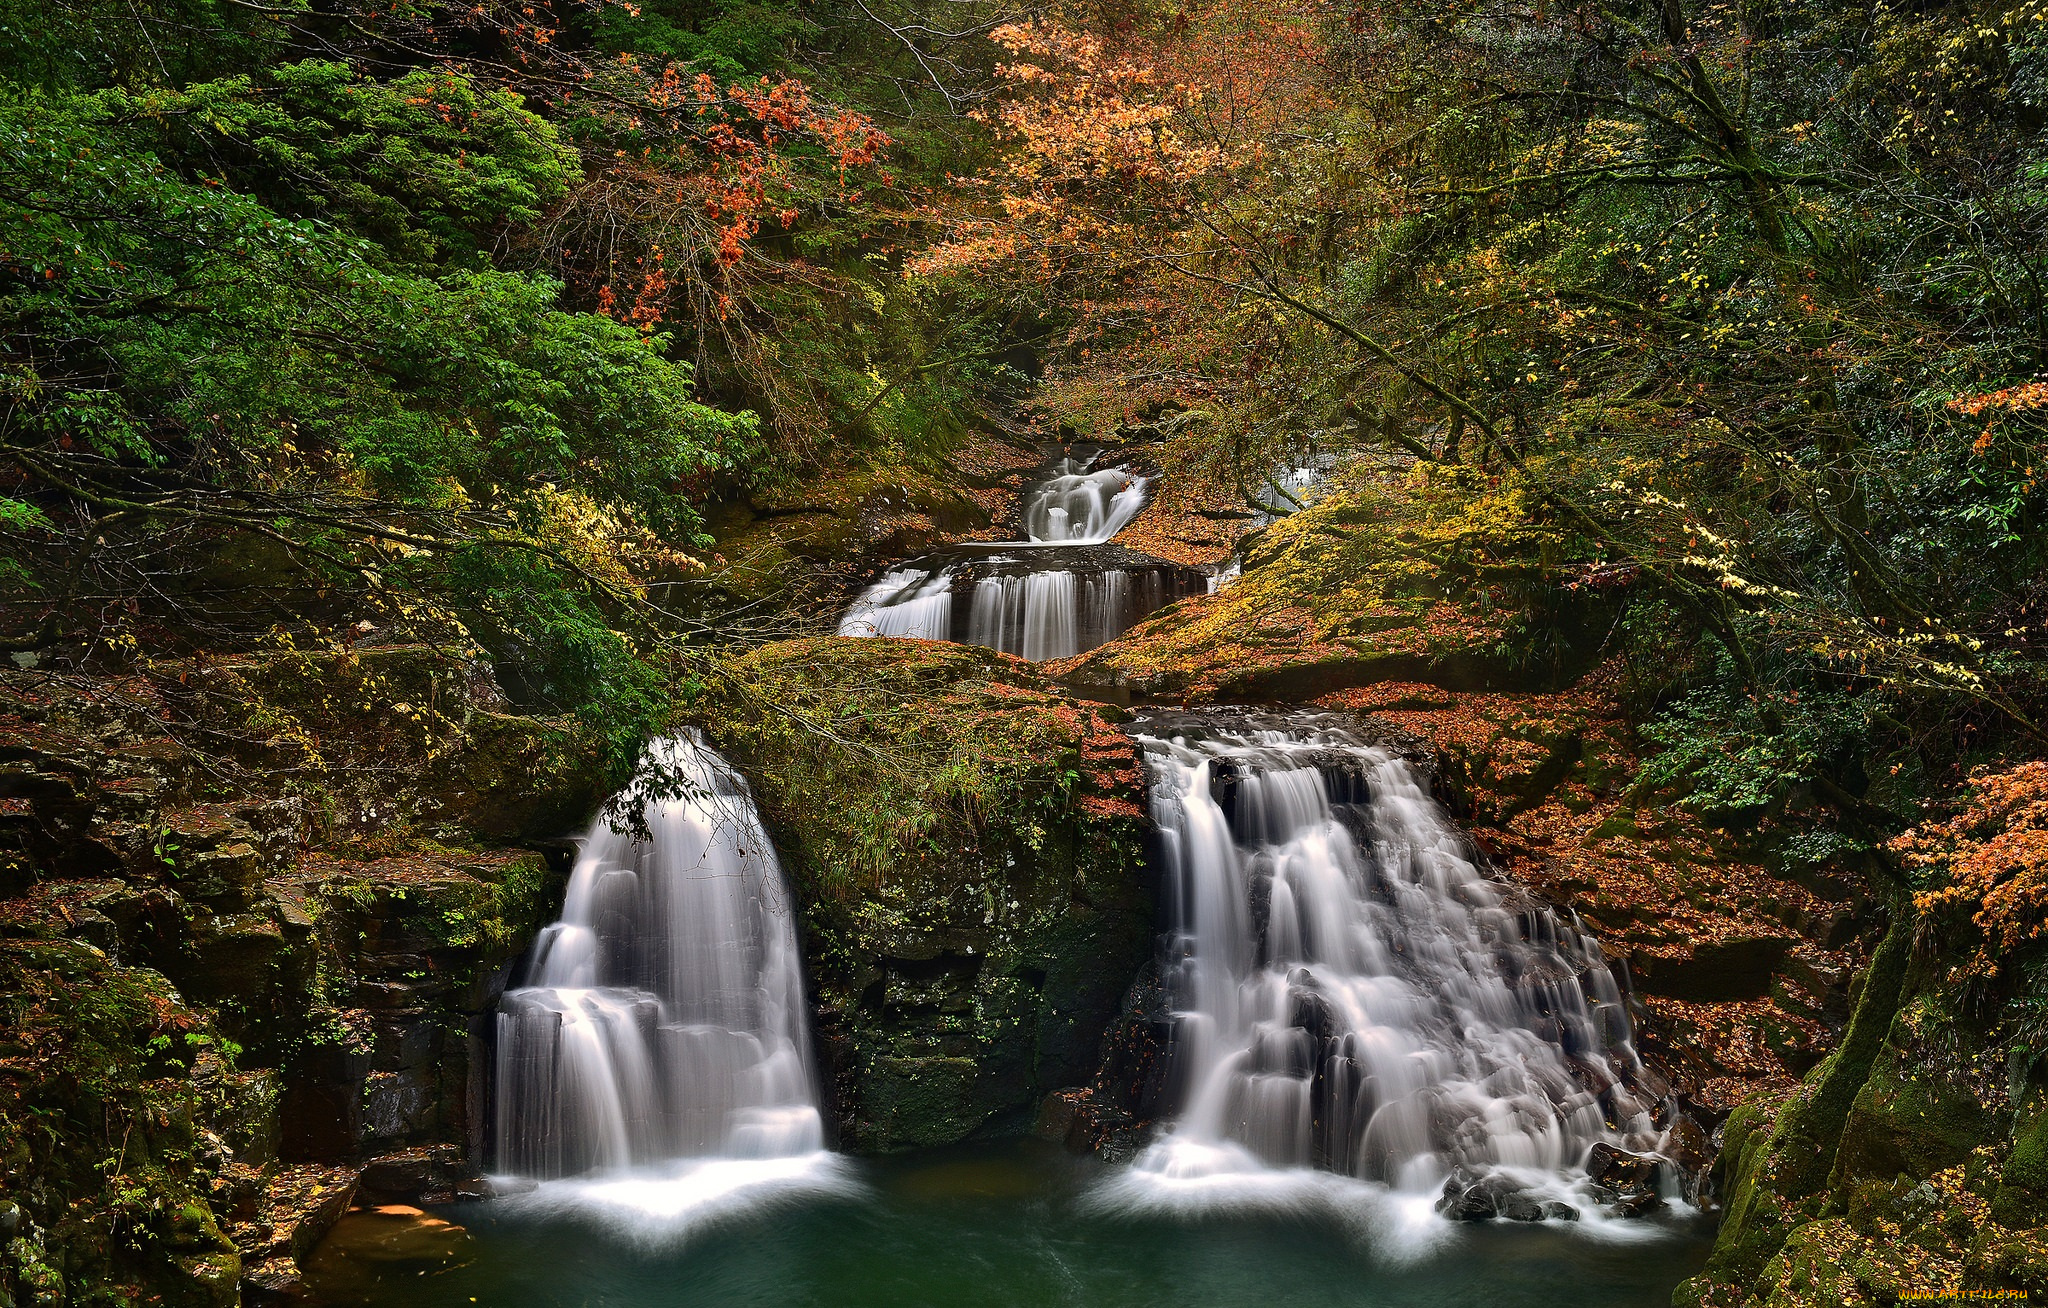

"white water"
[1022,464,1150,544]
[837,568,954,640]
[493,733,850,1240]
[1097,714,1671,1240]
[839,562,1193,660]
[835,453,1183,655]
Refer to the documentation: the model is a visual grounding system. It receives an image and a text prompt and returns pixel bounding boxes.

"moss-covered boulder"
[1054,474,1606,704]
[705,637,1155,1151]
[0,939,248,1308]
[1828,1001,1994,1192]
[168,643,605,843]
[1995,1110,2048,1227]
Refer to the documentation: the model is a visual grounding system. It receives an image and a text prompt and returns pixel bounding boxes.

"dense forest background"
[4,0,2048,1301]
[6,0,2044,817]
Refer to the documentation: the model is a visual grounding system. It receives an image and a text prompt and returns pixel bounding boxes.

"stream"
[305,447,1717,1306]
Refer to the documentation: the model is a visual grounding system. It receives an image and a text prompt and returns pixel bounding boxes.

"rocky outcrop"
[1676,917,2048,1307]
[703,432,1045,608]
[0,655,582,1306]
[704,637,1156,1151]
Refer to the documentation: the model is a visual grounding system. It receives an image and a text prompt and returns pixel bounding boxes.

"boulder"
[1586,1141,1664,1192]
[706,640,1155,1153]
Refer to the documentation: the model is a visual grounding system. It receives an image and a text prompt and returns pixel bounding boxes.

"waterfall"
[1100,712,1668,1228]
[492,733,849,1236]
[1022,466,1149,544]
[833,449,1193,655]
[837,568,954,639]
[840,561,1196,660]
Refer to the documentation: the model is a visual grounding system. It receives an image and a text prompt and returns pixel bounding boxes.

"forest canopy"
[3,0,2045,927]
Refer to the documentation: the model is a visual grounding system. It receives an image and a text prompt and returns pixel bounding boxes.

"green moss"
[706,638,1124,900]
[1994,1111,2048,1226]
[0,941,243,1307]
[1755,1218,1875,1308]
[1682,910,1915,1299]
[1829,1021,1991,1190]
[704,638,1153,1152]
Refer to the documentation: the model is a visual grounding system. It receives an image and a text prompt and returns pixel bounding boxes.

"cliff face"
[0,653,587,1304]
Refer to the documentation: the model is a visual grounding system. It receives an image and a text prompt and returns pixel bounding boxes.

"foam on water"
[487,1152,861,1251]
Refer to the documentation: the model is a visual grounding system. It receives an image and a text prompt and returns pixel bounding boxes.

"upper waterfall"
[491,732,849,1235]
[835,450,1199,659]
[1099,711,1672,1228]
[1021,458,1149,544]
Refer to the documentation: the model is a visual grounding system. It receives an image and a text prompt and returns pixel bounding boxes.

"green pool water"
[303,1142,1716,1308]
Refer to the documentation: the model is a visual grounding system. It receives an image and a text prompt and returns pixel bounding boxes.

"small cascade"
[837,568,955,641]
[1105,711,1671,1223]
[836,449,1198,659]
[837,553,1200,660]
[492,733,847,1232]
[1022,460,1149,544]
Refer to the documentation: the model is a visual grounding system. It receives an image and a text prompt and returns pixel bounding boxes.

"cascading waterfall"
[1021,460,1150,544]
[970,571,1078,661]
[837,568,955,640]
[492,732,848,1236]
[1100,711,1670,1230]
[835,453,1187,657]
[840,563,1194,660]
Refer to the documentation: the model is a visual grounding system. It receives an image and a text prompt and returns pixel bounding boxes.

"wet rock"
[355,1146,480,1206]
[1586,1141,1663,1192]
[1541,1201,1581,1221]
[1666,1114,1714,1206]
[1034,1087,1101,1153]
[1436,1172,1541,1221]
[1609,1188,1667,1218]
[361,1070,437,1143]
[304,1206,474,1271]
[1438,1175,1498,1221]
[1585,1142,1668,1217]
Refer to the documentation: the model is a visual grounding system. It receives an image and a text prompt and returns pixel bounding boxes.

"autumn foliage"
[1898,762,2048,971]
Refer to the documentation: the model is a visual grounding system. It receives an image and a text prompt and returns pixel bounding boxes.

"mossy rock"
[705,637,1154,1151]
[1682,914,1914,1299]
[0,939,247,1307]
[1971,1224,2048,1294]
[1750,1218,1877,1307]
[1055,477,1618,704]
[1828,1009,1992,1191]
[1994,1111,2048,1228]
[706,460,1001,606]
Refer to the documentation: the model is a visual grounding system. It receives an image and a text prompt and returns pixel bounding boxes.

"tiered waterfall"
[1106,712,1668,1219]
